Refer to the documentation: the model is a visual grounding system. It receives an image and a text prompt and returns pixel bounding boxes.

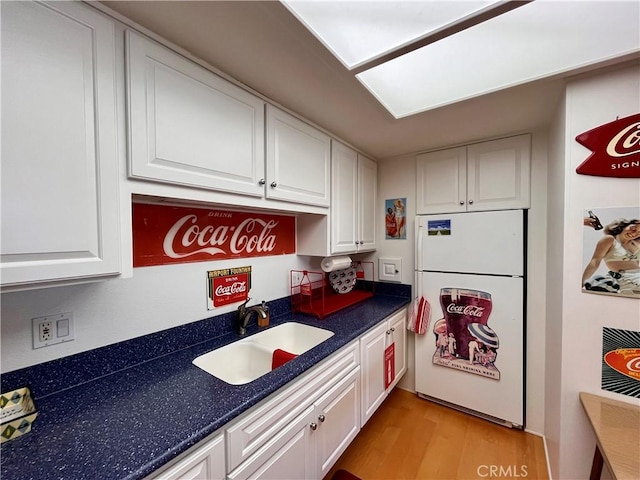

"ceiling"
[100,0,636,160]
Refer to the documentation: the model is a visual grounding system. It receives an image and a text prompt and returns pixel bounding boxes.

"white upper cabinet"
[1,0,121,289]
[331,142,377,254]
[416,147,467,214]
[330,142,359,253]
[126,30,265,197]
[357,154,377,251]
[266,105,331,207]
[466,134,531,212]
[417,134,531,214]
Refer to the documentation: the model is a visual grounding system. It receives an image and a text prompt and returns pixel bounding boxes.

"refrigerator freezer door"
[414,271,524,426]
[416,210,523,276]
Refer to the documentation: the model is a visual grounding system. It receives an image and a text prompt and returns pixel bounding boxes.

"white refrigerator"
[414,209,525,428]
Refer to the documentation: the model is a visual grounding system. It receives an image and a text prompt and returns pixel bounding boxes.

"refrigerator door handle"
[416,220,424,271]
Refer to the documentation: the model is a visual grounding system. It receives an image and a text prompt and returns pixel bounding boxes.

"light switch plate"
[378,257,402,283]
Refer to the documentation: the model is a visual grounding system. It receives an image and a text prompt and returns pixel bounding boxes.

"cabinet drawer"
[146,432,225,480]
[226,341,359,471]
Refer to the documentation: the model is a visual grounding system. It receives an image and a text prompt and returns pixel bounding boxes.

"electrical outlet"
[32,313,74,349]
[39,321,53,342]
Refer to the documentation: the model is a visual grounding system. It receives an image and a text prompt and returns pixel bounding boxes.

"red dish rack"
[290,261,374,319]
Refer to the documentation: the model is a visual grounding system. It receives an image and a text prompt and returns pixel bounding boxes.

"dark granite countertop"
[0,293,410,480]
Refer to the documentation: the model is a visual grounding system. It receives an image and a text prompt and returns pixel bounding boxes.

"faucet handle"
[238,297,251,311]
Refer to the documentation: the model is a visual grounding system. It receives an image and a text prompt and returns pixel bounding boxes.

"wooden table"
[579,392,640,480]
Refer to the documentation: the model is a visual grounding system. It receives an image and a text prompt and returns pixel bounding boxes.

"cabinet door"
[360,322,388,426]
[416,147,467,214]
[466,134,531,211]
[387,309,407,390]
[1,0,121,288]
[126,31,265,197]
[357,155,377,252]
[227,407,316,480]
[331,141,359,254]
[315,367,361,478]
[151,433,225,480]
[266,105,331,207]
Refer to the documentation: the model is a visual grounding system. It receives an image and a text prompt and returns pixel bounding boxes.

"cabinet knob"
[459,201,465,205]
[258,178,266,185]
[468,199,474,204]
[270,181,278,188]
[391,327,395,332]
[386,329,392,335]
[310,422,318,431]
[318,414,325,423]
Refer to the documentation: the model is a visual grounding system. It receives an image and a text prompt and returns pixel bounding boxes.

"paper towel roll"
[320,256,352,273]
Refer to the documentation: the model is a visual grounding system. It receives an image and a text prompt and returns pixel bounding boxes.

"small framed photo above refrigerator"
[582,206,640,299]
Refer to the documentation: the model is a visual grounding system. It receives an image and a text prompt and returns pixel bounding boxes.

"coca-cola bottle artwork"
[432,288,501,380]
[587,210,603,230]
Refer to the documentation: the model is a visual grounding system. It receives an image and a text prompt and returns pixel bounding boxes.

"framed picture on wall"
[582,206,640,299]
[385,198,406,239]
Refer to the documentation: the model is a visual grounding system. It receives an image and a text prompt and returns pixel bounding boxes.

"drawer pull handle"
[310,422,318,431]
[318,415,325,423]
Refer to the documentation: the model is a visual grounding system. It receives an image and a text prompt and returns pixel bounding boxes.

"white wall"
[544,93,567,476]
[547,63,640,480]
[366,153,417,391]
[373,131,550,435]
[1,254,316,372]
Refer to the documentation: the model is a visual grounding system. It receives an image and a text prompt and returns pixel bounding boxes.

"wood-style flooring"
[325,388,549,480]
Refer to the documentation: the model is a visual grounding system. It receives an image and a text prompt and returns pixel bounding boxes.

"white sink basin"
[248,322,334,355]
[193,322,334,385]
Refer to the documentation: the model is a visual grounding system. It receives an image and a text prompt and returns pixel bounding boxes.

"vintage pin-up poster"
[385,198,406,239]
[582,206,640,299]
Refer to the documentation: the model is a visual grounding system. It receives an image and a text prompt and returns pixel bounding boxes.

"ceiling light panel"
[280,0,498,70]
[356,0,640,118]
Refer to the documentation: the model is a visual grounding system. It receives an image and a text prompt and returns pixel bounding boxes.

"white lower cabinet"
[148,432,225,480]
[228,367,360,480]
[360,309,407,426]
[227,406,316,480]
[315,367,361,478]
[227,342,360,480]
[147,309,406,480]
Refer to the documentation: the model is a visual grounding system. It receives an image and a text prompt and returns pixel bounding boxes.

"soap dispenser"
[258,300,270,328]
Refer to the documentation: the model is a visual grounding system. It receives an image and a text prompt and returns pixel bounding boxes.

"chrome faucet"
[236,297,268,335]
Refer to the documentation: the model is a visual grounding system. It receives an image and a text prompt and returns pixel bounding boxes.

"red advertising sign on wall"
[133,203,296,267]
[207,266,251,309]
[384,343,395,389]
[575,113,640,178]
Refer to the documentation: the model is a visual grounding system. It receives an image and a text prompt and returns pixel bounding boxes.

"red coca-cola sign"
[575,113,640,178]
[133,204,296,267]
[212,273,249,307]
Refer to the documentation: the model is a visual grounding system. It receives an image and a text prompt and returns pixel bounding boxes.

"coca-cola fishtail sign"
[133,204,296,267]
[575,113,640,178]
